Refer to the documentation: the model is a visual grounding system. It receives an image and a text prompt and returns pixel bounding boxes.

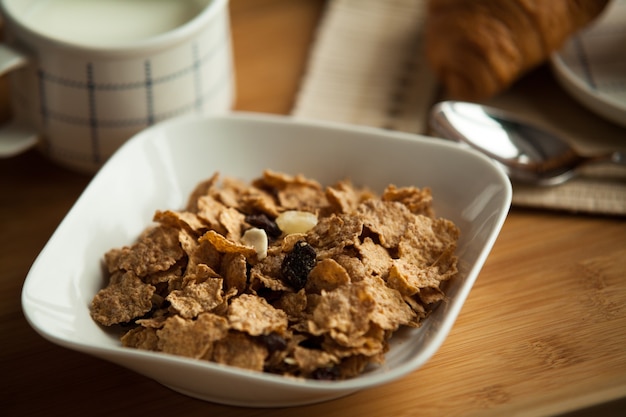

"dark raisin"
[245,213,282,239]
[298,335,324,350]
[260,333,288,354]
[281,240,316,291]
[311,366,341,381]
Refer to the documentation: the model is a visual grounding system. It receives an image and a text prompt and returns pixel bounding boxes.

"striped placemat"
[292,0,626,216]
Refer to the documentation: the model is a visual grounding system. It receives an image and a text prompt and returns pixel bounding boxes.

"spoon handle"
[600,151,626,166]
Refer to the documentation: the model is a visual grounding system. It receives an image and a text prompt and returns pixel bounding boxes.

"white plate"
[551,0,626,128]
[21,113,511,407]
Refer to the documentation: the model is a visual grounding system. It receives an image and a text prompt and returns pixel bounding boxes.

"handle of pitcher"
[0,44,39,157]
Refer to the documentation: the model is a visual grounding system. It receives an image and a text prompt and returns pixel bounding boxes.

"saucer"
[551,0,626,128]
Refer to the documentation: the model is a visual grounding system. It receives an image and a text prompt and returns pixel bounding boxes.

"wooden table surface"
[2,1,626,416]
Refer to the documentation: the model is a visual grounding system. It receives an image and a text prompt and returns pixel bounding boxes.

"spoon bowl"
[429,101,625,185]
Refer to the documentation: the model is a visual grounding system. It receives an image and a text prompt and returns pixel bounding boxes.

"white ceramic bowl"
[22,113,511,407]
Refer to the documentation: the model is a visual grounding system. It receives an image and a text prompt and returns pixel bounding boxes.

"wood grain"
[1,1,625,416]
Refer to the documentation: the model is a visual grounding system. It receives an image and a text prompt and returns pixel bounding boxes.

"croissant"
[424,0,610,100]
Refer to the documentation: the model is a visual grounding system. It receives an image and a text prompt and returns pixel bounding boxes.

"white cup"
[0,0,234,173]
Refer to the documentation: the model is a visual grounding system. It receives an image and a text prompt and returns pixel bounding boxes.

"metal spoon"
[429,101,626,185]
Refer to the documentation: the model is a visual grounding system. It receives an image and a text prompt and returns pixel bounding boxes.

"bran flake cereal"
[90,170,460,380]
